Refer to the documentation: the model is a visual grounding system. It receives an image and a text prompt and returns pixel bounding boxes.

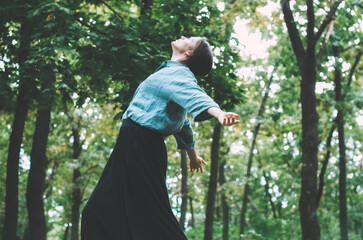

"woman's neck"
[171,52,186,62]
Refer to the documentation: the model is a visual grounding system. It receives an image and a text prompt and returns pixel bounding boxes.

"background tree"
[280,0,343,238]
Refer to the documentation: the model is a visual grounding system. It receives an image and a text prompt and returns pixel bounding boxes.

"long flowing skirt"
[81,119,188,240]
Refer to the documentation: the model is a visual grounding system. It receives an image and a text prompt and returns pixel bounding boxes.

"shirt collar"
[154,60,187,73]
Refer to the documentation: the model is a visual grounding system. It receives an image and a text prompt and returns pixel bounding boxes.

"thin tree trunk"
[317,48,362,206]
[26,106,52,240]
[333,46,348,240]
[2,16,33,240]
[263,172,277,219]
[44,159,60,199]
[219,159,229,240]
[256,154,278,219]
[189,197,194,228]
[71,128,83,240]
[71,168,81,240]
[216,193,220,221]
[26,66,55,240]
[179,150,188,230]
[22,223,30,240]
[240,69,274,235]
[317,126,335,205]
[63,225,70,240]
[204,123,222,240]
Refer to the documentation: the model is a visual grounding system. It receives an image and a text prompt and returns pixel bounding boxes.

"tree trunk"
[189,197,194,228]
[63,225,70,240]
[2,19,33,240]
[71,128,83,240]
[22,223,30,240]
[179,150,188,230]
[333,46,348,240]
[219,160,229,240]
[298,1,320,236]
[317,48,362,206]
[204,123,222,240]
[71,168,81,240]
[257,154,278,219]
[240,69,274,235]
[26,66,55,240]
[280,0,345,237]
[26,106,52,240]
[299,53,320,239]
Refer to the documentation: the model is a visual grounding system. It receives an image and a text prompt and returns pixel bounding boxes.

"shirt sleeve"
[174,117,195,150]
[169,77,220,122]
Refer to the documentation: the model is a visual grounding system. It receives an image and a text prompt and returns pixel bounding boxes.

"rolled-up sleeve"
[174,118,195,150]
[169,77,219,122]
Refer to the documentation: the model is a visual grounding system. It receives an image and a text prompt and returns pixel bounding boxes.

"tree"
[332,44,348,240]
[218,153,229,240]
[280,1,343,238]
[2,0,37,238]
[204,123,222,240]
[26,68,55,240]
[179,150,188,230]
[240,69,274,235]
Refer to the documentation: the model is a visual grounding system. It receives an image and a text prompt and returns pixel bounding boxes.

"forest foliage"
[0,0,362,239]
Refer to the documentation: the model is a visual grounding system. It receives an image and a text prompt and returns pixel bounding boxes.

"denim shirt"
[122,61,219,149]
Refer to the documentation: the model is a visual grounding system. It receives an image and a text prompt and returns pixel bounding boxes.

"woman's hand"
[207,107,240,126]
[187,149,207,173]
[216,112,240,126]
[189,155,207,173]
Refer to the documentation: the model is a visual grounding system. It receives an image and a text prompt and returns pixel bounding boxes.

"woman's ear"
[184,50,193,58]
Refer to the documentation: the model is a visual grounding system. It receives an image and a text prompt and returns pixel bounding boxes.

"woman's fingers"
[226,112,240,118]
[190,158,207,173]
[222,117,240,126]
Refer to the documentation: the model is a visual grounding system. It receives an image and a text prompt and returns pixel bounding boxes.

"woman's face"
[171,36,201,55]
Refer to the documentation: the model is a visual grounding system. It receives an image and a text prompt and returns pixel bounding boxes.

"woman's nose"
[181,36,186,40]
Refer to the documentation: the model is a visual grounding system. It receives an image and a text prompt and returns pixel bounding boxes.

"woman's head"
[171,36,213,76]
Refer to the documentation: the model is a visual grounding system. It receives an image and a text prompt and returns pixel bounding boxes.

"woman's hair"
[181,38,213,76]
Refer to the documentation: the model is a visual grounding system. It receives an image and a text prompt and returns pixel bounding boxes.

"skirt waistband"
[121,118,140,128]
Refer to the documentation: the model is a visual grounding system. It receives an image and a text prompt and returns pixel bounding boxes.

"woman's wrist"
[186,149,197,161]
[207,107,224,119]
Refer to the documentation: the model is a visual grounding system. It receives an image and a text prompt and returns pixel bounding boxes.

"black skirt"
[81,119,188,240]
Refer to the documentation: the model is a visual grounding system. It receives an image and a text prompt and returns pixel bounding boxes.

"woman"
[81,36,239,240]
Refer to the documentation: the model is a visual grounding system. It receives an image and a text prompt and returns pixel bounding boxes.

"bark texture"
[71,128,83,240]
[2,17,33,240]
[179,150,188,230]
[333,46,348,240]
[204,123,222,240]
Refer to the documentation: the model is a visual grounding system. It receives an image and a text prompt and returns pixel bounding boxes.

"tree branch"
[316,20,334,69]
[315,0,343,42]
[306,0,316,56]
[280,0,305,71]
[317,124,335,205]
[73,14,107,35]
[98,0,124,22]
[346,48,362,87]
